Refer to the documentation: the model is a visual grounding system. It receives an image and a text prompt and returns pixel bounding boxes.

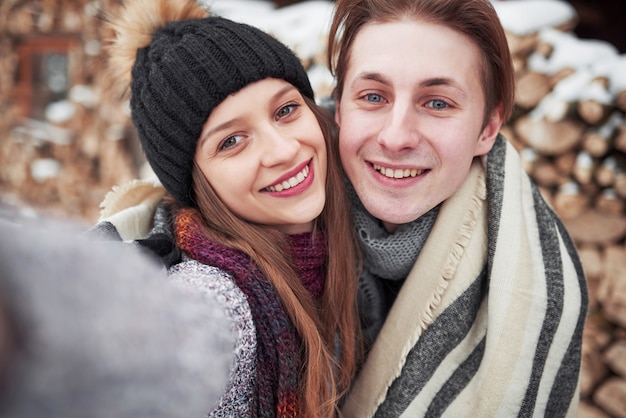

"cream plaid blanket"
[342,135,588,417]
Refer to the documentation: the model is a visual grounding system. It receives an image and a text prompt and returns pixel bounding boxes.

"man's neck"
[382,221,400,234]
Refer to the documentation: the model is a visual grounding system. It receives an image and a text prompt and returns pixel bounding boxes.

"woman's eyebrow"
[199,118,242,147]
[199,83,299,146]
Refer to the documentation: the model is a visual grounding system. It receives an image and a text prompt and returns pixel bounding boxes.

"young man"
[327,0,588,416]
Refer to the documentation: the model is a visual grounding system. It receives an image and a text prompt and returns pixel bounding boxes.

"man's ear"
[475,104,503,157]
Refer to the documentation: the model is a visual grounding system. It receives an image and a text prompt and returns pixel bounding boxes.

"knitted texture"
[348,184,439,347]
[174,211,327,416]
[349,183,439,280]
[341,136,588,417]
[286,232,327,298]
[131,17,314,206]
[169,260,257,417]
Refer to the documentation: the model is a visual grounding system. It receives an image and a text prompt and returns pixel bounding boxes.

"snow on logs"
[494,2,626,414]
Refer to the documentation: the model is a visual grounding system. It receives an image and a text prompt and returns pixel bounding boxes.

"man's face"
[335,20,502,232]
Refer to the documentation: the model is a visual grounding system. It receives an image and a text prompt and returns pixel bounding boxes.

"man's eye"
[427,99,448,110]
[220,135,243,150]
[365,93,383,103]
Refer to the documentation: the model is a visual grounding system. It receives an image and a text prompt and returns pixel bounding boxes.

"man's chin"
[366,203,427,230]
[353,184,432,223]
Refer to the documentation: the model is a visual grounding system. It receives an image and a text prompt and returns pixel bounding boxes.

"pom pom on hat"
[108,1,314,206]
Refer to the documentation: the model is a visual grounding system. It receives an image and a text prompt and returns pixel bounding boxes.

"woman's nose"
[260,127,300,166]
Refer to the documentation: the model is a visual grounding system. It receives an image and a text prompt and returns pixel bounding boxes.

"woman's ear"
[474,104,503,157]
[334,99,341,126]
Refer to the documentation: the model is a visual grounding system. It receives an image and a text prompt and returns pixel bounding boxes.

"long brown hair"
[178,96,361,417]
[327,0,516,127]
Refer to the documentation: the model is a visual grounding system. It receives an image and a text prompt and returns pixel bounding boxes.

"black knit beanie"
[130,17,315,206]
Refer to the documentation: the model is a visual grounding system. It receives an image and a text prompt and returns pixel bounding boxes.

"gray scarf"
[349,185,439,280]
[348,185,439,346]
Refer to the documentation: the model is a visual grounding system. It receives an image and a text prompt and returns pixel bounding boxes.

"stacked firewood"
[0,0,140,223]
[494,2,626,416]
[0,0,336,223]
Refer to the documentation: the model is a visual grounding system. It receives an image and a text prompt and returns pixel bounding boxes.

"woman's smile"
[264,159,313,193]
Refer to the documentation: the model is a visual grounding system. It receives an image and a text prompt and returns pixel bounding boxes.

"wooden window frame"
[15,36,79,118]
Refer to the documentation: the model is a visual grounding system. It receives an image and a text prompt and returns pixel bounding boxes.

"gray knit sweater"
[169,259,257,417]
[0,215,235,418]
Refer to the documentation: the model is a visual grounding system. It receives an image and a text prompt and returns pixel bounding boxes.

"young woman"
[95,0,361,416]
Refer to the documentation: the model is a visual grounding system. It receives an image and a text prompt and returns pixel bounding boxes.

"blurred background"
[1,0,626,416]
[0,0,624,223]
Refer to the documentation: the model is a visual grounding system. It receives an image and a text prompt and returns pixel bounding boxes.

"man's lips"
[372,163,427,179]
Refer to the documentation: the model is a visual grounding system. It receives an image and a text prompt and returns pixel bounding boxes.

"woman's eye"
[427,99,449,110]
[276,103,299,120]
[219,135,244,150]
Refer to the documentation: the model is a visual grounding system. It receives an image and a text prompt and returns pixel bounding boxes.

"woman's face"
[195,78,327,234]
[335,20,502,232]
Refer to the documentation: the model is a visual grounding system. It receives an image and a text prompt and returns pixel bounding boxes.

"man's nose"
[376,104,421,152]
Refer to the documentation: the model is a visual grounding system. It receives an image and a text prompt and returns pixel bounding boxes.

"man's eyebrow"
[420,77,455,88]
[420,77,468,97]
[351,73,467,96]
[351,72,392,86]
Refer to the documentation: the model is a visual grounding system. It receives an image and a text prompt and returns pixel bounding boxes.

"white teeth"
[266,164,310,192]
[373,164,424,179]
